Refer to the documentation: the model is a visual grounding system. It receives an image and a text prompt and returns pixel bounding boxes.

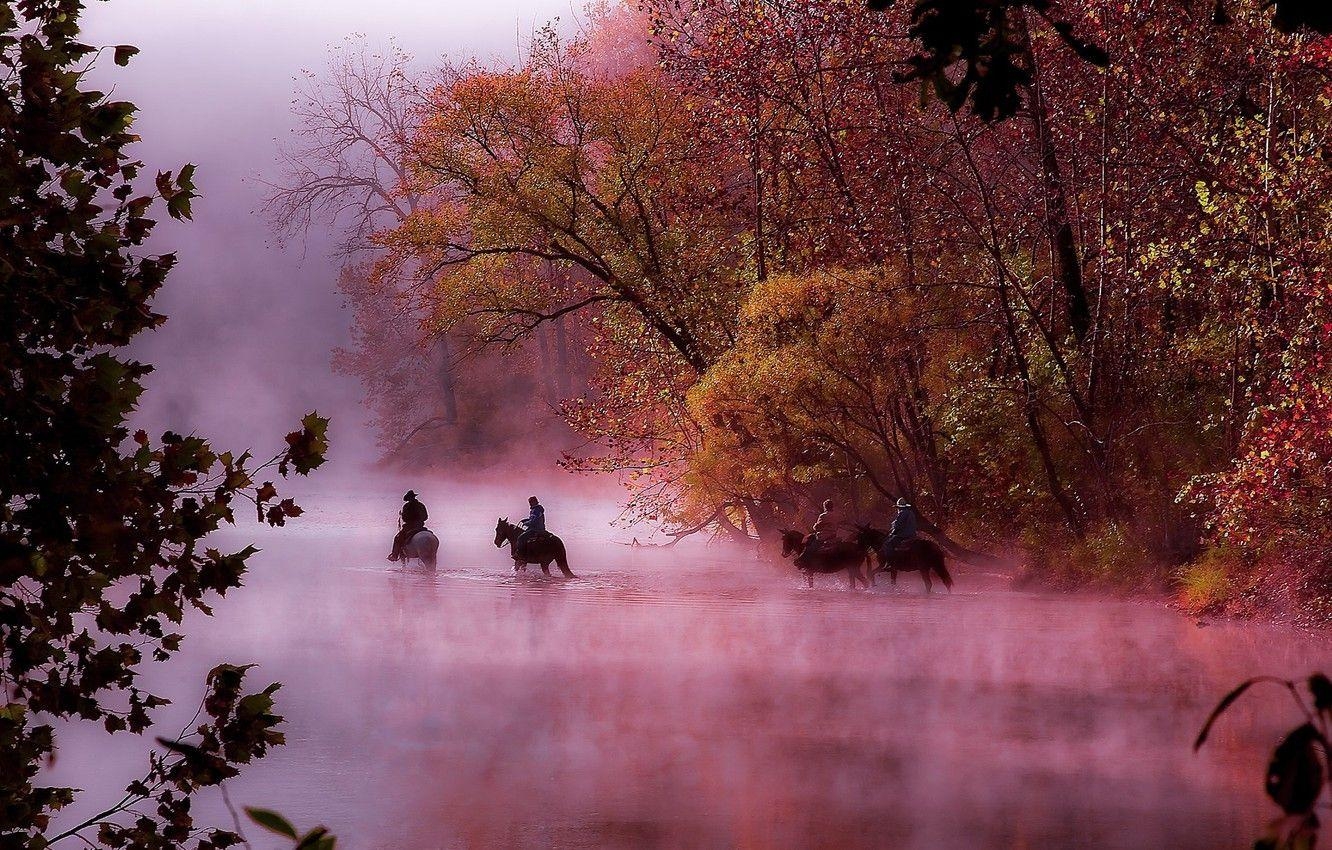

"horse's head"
[494,517,511,548]
[778,529,806,559]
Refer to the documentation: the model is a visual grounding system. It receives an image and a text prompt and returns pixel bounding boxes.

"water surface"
[46,480,1329,848]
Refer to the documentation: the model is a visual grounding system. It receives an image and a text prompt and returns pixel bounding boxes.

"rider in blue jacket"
[517,495,545,555]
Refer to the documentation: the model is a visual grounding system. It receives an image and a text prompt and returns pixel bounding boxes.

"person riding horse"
[806,499,838,555]
[387,490,429,562]
[882,497,918,555]
[516,495,545,559]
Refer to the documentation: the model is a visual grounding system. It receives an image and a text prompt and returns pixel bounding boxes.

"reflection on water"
[42,482,1330,848]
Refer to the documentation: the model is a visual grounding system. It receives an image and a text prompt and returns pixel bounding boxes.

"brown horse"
[494,518,576,578]
[854,525,953,592]
[779,529,869,590]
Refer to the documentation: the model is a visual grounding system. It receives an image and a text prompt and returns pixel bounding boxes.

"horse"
[854,525,953,593]
[398,527,439,569]
[494,518,576,578]
[778,529,869,590]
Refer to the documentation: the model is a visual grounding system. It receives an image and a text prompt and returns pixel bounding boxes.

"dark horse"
[779,529,869,590]
[494,518,576,578]
[854,525,953,593]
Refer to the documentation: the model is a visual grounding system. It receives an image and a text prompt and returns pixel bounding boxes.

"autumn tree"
[325,0,1332,585]
[371,20,758,527]
[269,40,597,467]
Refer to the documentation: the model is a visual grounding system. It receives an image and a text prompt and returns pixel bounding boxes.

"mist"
[41,474,1331,848]
[81,0,571,465]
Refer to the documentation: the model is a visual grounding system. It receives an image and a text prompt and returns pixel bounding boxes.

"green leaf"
[245,808,298,840]
[113,45,138,65]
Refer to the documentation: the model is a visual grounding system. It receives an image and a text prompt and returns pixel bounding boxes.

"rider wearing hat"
[884,497,918,553]
[388,490,429,562]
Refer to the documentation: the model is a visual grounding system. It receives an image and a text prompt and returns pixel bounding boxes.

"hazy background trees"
[273,0,1332,611]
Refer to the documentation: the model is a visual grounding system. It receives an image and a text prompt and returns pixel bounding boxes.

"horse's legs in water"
[921,567,932,593]
[805,570,814,589]
[890,569,898,587]
[849,562,867,590]
[539,561,552,576]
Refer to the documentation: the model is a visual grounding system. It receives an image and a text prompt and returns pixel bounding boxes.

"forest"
[268,0,1332,621]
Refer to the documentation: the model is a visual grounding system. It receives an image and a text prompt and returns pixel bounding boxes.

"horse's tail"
[554,539,577,579]
[931,546,954,590]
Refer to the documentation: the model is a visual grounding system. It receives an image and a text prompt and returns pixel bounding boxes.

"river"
[43,476,1329,849]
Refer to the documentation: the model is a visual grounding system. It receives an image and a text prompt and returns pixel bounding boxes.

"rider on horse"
[387,490,428,562]
[516,496,545,558]
[806,499,838,555]
[883,497,918,554]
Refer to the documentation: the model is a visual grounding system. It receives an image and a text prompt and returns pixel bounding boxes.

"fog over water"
[44,475,1332,848]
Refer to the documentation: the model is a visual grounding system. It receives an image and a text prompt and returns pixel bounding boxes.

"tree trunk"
[535,326,557,405]
[553,314,572,398]
[438,335,458,425]
[741,496,785,545]
[1020,10,1092,343]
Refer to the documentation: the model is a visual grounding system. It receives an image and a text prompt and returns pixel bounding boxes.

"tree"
[265,38,423,253]
[688,267,987,553]
[268,40,594,469]
[372,22,754,529]
[0,1,328,845]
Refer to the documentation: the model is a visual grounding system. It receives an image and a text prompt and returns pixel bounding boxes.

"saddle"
[882,536,916,557]
[517,529,552,558]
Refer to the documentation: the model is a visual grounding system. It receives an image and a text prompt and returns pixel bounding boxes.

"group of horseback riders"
[786,496,951,591]
[807,497,919,558]
[388,489,945,591]
[390,491,917,561]
[388,491,551,562]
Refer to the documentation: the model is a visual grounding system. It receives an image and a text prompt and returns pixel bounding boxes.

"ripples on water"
[43,481,1330,848]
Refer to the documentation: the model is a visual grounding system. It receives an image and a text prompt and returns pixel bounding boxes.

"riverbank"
[1007,533,1332,630]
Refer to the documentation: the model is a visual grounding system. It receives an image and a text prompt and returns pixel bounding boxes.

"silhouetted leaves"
[0,0,329,845]
[281,412,331,476]
[1255,814,1320,850]
[1310,674,1332,712]
[1270,0,1332,33]
[1198,673,1332,848]
[875,0,1327,122]
[1209,0,1332,33]
[1267,724,1326,815]
[246,809,338,850]
[1195,676,1273,750]
[871,0,1106,121]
